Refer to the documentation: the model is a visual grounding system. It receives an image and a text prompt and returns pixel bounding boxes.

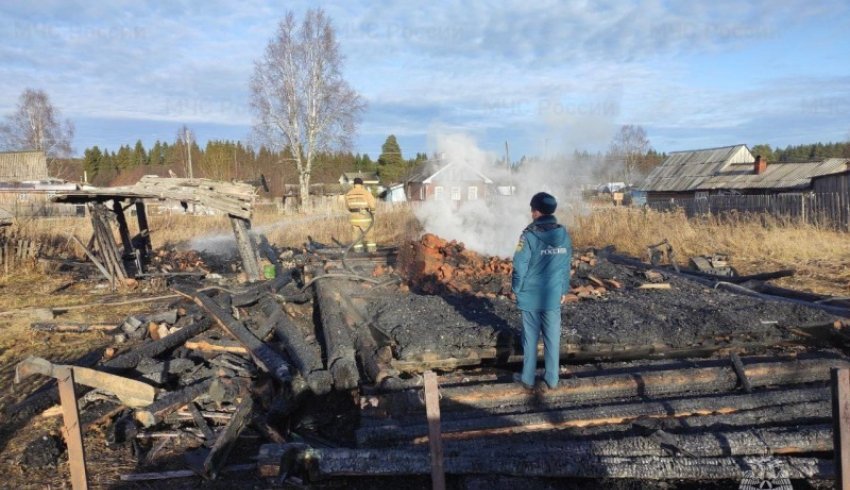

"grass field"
[569,207,850,295]
[2,203,848,295]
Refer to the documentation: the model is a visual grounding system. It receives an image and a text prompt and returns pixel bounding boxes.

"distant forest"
[53,138,426,197]
[750,141,850,162]
[52,139,850,197]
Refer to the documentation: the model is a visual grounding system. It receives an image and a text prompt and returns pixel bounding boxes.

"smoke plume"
[413,132,599,258]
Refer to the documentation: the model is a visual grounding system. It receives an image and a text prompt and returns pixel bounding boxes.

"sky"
[1,0,848,159]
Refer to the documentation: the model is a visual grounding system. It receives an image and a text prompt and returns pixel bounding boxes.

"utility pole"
[504,141,511,172]
[183,127,194,180]
[182,126,195,213]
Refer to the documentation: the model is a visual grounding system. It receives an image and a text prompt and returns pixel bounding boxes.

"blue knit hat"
[530,192,557,214]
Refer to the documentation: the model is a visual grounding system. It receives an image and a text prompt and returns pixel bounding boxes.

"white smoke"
[413,131,606,258]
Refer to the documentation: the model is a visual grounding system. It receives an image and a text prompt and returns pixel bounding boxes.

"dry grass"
[569,207,850,295]
[5,202,420,260]
[3,204,848,295]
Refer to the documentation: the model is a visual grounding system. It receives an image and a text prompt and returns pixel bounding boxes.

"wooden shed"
[638,145,850,203]
[0,150,49,181]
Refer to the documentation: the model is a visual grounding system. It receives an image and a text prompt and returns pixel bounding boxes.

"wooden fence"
[0,234,40,273]
[649,191,850,230]
[0,202,86,219]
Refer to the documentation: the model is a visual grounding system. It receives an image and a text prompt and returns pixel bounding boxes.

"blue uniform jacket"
[511,214,572,312]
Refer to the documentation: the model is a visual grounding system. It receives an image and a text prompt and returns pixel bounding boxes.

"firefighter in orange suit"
[344,177,377,252]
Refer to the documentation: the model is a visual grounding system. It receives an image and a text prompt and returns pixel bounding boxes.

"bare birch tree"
[0,88,75,175]
[607,124,650,185]
[250,9,365,210]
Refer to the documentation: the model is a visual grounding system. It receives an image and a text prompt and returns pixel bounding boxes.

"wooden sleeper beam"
[259,444,832,480]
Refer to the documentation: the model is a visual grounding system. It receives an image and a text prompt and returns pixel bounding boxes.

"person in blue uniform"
[511,192,572,391]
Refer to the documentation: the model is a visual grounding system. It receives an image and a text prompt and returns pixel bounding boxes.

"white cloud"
[0,0,847,154]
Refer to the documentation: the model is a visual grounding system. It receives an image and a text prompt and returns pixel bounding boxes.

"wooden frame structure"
[53,177,262,283]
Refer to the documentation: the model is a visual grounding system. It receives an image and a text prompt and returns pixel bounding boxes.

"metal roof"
[406,159,494,184]
[637,144,850,192]
[701,158,850,190]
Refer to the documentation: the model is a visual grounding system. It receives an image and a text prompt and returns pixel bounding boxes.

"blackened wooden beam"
[135,377,214,427]
[231,270,293,307]
[730,352,752,393]
[258,296,331,394]
[189,401,216,445]
[338,294,400,386]
[259,444,832,480]
[230,216,261,282]
[187,395,254,479]
[314,279,360,390]
[103,317,212,370]
[112,198,135,263]
[133,200,152,265]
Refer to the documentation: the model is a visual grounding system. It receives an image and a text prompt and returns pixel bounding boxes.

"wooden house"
[404,159,494,202]
[638,145,850,203]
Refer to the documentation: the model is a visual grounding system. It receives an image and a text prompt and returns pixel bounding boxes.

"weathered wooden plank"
[424,371,445,490]
[365,357,848,419]
[56,366,89,490]
[833,368,850,490]
[15,356,155,408]
[30,322,118,333]
[357,386,830,446]
[185,340,248,355]
[90,202,128,282]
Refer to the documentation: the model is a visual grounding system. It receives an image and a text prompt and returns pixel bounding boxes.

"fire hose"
[299,209,399,290]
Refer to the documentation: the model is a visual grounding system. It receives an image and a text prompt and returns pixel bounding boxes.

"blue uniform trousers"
[520,309,561,388]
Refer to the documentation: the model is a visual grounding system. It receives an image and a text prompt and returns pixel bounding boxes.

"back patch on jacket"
[541,247,568,255]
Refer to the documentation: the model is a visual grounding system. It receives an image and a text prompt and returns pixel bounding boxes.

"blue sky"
[1,0,848,158]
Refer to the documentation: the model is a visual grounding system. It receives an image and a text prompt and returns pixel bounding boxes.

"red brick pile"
[397,233,622,301]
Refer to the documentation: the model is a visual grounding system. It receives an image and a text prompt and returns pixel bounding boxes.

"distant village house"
[404,159,494,202]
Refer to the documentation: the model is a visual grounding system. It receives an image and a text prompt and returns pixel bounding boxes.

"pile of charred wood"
[14,269,337,483]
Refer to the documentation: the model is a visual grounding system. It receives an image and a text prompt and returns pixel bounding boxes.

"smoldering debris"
[8,236,850,487]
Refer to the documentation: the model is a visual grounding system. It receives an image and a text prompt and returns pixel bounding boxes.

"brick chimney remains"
[754,155,767,175]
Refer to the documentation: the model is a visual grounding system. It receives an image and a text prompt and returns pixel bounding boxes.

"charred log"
[314,279,360,390]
